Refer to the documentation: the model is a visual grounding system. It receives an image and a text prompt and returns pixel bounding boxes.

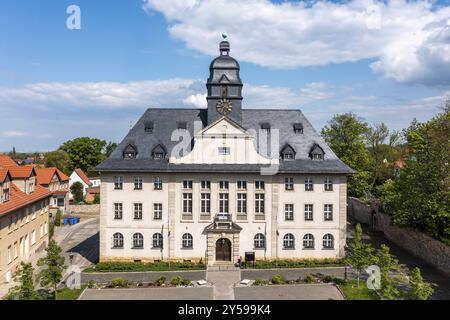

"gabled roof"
[0,155,17,167]
[0,184,52,216]
[0,168,11,183]
[8,165,36,179]
[74,168,92,186]
[35,167,70,185]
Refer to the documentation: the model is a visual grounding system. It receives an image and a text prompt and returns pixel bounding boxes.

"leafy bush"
[333,278,347,286]
[54,210,61,227]
[249,258,345,269]
[87,280,97,289]
[271,275,285,285]
[49,222,55,239]
[322,275,334,283]
[182,279,192,286]
[170,276,184,286]
[110,278,127,288]
[85,261,206,273]
[155,276,166,286]
[304,274,315,284]
[253,278,269,286]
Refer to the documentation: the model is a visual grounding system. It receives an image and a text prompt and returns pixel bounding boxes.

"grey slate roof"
[95,108,354,174]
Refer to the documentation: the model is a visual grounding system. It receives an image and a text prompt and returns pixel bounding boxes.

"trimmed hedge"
[245,258,345,269]
[84,261,206,273]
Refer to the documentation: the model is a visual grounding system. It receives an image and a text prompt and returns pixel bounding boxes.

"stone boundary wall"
[348,197,450,276]
[81,270,206,284]
[68,204,100,215]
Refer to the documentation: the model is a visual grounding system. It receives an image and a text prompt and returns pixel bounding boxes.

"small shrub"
[54,210,62,227]
[333,278,347,286]
[155,276,166,286]
[322,275,334,283]
[254,278,268,286]
[170,276,184,286]
[271,274,285,285]
[110,277,127,288]
[182,279,192,286]
[49,222,55,239]
[87,280,97,289]
[304,274,315,284]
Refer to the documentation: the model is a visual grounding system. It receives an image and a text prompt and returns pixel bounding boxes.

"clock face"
[216,98,233,115]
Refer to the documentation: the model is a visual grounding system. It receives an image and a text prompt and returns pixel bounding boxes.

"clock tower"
[206,40,243,125]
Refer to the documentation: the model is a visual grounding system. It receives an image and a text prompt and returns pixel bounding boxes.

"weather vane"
[222,33,227,40]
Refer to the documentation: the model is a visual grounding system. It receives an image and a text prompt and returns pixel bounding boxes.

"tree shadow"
[67,232,99,264]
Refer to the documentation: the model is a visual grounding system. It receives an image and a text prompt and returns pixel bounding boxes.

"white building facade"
[96,41,353,265]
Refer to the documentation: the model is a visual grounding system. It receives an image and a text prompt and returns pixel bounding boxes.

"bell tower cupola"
[206,37,243,124]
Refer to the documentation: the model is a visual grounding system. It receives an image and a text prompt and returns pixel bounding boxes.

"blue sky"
[1,0,449,151]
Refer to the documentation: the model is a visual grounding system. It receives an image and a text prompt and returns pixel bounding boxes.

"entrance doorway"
[215,238,231,261]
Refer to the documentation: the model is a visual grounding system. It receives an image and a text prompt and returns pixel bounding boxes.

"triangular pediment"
[199,116,250,137]
[218,74,230,84]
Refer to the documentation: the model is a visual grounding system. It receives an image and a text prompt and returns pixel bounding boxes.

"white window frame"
[305,204,313,221]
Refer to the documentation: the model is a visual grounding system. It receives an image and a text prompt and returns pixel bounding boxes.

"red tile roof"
[35,167,69,185]
[56,169,70,181]
[6,165,35,179]
[0,184,52,216]
[0,155,17,167]
[87,187,100,194]
[74,168,92,186]
[0,168,11,183]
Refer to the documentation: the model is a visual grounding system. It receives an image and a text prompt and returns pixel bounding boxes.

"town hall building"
[95,40,354,265]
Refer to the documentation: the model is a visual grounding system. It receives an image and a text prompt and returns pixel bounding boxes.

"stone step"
[207,264,240,272]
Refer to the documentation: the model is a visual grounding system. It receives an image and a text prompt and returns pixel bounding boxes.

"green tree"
[345,224,376,287]
[44,150,72,175]
[375,244,400,300]
[408,267,433,300]
[105,142,118,157]
[321,113,372,197]
[93,193,100,204]
[4,262,39,300]
[54,209,62,227]
[37,240,67,299]
[379,110,450,244]
[60,137,107,174]
[70,182,84,203]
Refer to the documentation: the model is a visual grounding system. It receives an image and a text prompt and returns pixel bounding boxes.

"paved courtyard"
[235,284,345,300]
[80,287,214,300]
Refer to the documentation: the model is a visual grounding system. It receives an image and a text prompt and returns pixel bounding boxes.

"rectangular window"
[219,193,229,213]
[324,204,333,221]
[40,224,44,238]
[114,203,123,220]
[255,180,265,191]
[31,206,36,220]
[134,176,143,190]
[255,193,265,214]
[285,204,294,221]
[13,242,17,259]
[237,193,247,214]
[183,193,193,213]
[285,177,294,191]
[305,204,313,221]
[305,178,313,191]
[7,245,12,263]
[201,180,211,190]
[237,180,247,190]
[31,230,36,245]
[154,177,162,190]
[219,180,229,190]
[218,147,230,155]
[201,193,211,214]
[134,203,143,220]
[183,180,193,190]
[153,203,162,220]
[324,177,333,191]
[114,176,123,190]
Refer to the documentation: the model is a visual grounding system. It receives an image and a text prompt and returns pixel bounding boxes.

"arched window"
[254,233,265,249]
[132,233,143,248]
[112,233,124,248]
[280,144,296,161]
[153,233,163,248]
[283,233,295,249]
[303,234,315,249]
[309,144,325,160]
[323,234,334,249]
[182,233,193,248]
[123,144,138,159]
[152,144,167,160]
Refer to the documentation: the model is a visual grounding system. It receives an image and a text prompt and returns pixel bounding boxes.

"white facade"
[99,117,348,264]
[69,170,91,197]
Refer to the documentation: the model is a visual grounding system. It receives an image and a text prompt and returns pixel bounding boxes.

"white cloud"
[2,131,29,138]
[143,0,450,86]
[183,93,207,108]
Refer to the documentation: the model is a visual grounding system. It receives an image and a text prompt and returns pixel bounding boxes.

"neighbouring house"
[69,168,93,200]
[95,40,354,265]
[85,187,100,203]
[90,177,101,188]
[35,167,70,215]
[0,155,52,284]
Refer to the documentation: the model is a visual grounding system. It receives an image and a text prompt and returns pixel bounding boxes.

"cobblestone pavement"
[234,284,345,300]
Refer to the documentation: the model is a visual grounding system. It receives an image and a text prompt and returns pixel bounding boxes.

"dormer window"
[309,144,325,160]
[123,144,138,159]
[261,123,271,134]
[144,121,154,133]
[280,144,296,161]
[293,123,303,134]
[152,144,167,160]
[177,122,187,130]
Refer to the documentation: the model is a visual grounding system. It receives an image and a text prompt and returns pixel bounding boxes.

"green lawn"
[55,286,86,300]
[338,280,378,300]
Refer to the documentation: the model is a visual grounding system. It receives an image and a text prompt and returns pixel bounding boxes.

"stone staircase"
[207,262,240,272]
